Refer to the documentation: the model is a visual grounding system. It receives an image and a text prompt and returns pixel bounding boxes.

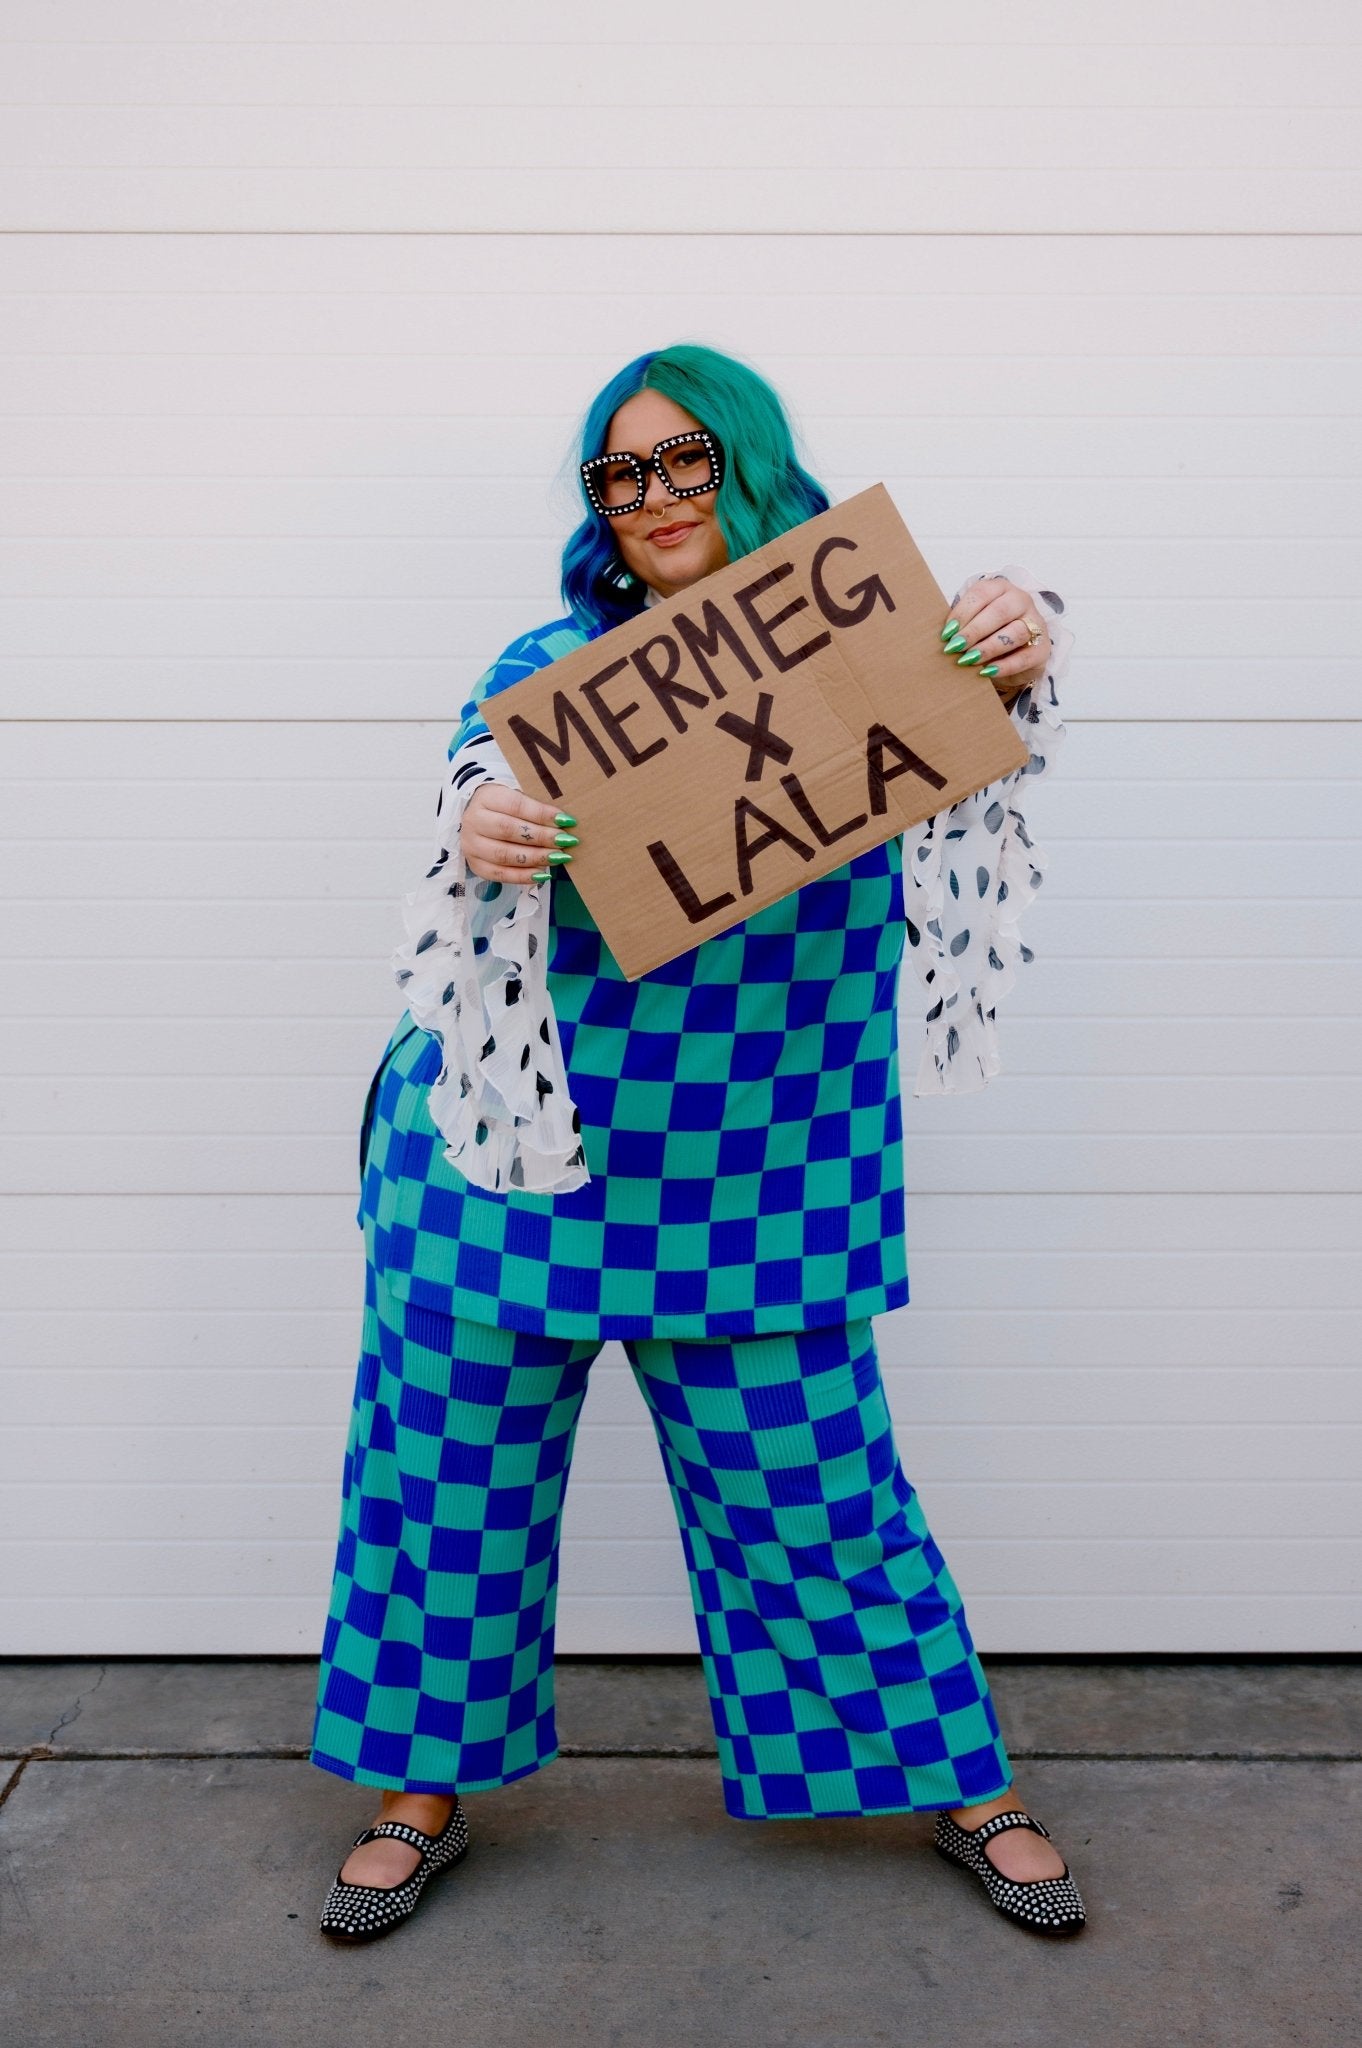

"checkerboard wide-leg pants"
[309,1263,1014,1820]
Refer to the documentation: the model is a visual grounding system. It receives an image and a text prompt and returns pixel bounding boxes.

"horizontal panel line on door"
[8,229,1361,240]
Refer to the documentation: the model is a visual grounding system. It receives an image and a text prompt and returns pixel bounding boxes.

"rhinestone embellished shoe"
[934,1807,1086,1936]
[318,1798,470,1943]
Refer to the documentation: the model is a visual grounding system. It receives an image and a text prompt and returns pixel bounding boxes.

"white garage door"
[1,1,1358,1653]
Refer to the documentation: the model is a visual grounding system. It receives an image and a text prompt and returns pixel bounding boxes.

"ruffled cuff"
[903,568,1072,1095]
[391,730,590,1195]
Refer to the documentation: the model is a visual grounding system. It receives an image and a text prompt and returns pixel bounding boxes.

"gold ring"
[1023,614,1044,647]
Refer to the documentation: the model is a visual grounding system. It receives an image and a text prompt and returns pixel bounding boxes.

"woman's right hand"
[462,782,577,885]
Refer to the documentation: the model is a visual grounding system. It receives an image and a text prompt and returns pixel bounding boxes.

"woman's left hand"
[943,576,1051,698]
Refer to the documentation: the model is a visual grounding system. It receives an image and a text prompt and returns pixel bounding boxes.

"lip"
[648,523,697,545]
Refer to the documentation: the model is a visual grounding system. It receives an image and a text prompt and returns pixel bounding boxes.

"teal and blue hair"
[560,344,830,635]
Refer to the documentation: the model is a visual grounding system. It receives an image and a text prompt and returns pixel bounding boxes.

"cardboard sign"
[483,483,1028,981]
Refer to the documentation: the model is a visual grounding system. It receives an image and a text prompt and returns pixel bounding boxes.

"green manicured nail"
[980,663,1000,676]
[532,868,550,881]
[554,812,577,827]
[940,617,959,640]
[548,848,573,864]
[554,832,579,847]
[957,648,984,666]
[943,631,968,655]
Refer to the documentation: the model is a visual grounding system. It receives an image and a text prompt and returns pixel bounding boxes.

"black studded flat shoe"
[318,1799,470,1943]
[934,1807,1086,1936]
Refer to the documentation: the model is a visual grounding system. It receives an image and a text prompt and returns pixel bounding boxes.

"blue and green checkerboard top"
[359,616,911,1341]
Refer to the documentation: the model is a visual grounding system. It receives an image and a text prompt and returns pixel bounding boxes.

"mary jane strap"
[970,1808,1052,1849]
[965,1807,1071,1878]
[350,1816,447,1861]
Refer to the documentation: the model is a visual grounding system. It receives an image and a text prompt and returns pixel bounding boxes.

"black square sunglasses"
[580,429,724,518]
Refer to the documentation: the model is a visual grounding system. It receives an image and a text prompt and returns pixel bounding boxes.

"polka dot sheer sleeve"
[901,568,1073,1095]
[391,728,590,1196]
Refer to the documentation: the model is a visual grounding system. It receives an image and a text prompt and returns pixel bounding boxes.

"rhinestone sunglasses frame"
[579,428,725,518]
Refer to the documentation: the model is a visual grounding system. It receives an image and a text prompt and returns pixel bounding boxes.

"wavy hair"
[560,344,830,636]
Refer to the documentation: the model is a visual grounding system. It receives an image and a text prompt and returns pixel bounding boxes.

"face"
[597,389,730,598]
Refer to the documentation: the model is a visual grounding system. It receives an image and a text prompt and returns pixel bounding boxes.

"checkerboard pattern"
[309,1269,1015,1820]
[359,614,912,1342]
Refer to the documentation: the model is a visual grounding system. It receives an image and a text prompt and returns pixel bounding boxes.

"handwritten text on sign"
[483,485,1027,980]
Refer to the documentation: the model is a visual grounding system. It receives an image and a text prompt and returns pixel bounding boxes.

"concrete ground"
[2,1657,1360,2048]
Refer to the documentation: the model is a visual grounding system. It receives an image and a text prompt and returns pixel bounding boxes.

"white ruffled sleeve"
[902,568,1073,1095]
[391,728,589,1195]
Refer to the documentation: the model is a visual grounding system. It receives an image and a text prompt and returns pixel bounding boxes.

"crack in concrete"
[44,1662,108,1747]
[4,1742,1361,1766]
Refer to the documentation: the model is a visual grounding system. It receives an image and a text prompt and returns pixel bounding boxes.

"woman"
[310,344,1083,1942]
